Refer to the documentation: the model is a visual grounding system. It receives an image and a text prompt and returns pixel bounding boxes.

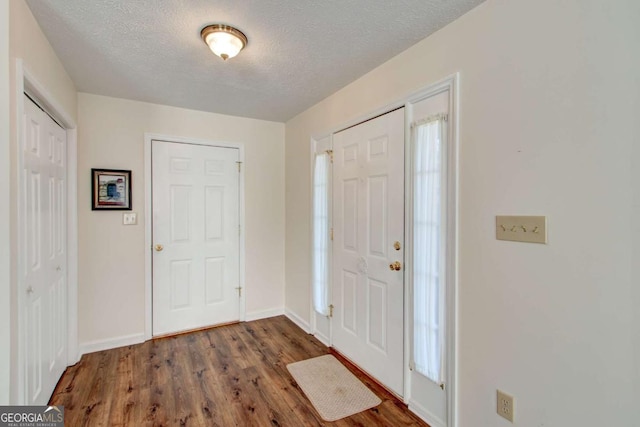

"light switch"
[496,215,546,244]
[123,212,137,225]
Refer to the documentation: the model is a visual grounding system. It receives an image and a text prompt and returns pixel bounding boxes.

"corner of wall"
[284,308,310,333]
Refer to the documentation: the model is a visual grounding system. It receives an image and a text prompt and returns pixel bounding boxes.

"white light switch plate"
[123,212,137,225]
[496,215,546,244]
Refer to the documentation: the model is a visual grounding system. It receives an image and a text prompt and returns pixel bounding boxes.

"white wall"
[7,0,78,403]
[0,0,11,405]
[77,93,285,347]
[285,0,640,425]
[9,1,77,118]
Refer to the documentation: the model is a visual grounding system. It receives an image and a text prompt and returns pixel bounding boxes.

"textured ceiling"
[26,0,484,122]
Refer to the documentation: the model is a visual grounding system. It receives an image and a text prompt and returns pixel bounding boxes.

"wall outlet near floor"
[123,212,137,225]
[497,389,514,422]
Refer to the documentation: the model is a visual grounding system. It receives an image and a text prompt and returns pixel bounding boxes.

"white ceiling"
[26,0,484,122]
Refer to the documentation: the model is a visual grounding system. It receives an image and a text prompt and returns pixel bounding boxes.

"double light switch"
[123,212,138,225]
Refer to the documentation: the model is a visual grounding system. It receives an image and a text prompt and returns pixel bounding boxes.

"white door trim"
[14,59,79,404]
[309,73,459,427]
[144,133,246,340]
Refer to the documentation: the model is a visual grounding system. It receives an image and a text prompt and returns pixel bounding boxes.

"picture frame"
[91,168,132,210]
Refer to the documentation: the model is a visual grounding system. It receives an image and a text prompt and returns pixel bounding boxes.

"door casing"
[144,133,246,340]
[308,74,459,427]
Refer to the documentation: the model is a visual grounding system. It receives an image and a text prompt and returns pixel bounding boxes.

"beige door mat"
[287,354,382,422]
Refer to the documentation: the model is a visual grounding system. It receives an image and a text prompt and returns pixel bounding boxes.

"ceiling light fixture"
[201,24,247,61]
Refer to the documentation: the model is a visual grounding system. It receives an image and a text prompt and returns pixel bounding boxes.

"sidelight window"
[411,114,448,383]
[312,152,330,316]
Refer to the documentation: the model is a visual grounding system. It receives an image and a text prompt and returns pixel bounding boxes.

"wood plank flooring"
[50,316,428,426]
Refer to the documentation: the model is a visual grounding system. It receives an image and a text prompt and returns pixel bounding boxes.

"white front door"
[22,94,68,405]
[332,108,405,396]
[152,140,240,336]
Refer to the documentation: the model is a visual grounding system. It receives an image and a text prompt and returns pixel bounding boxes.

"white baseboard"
[409,398,447,427]
[284,308,310,333]
[68,348,81,366]
[245,307,284,322]
[78,332,145,357]
[313,331,330,347]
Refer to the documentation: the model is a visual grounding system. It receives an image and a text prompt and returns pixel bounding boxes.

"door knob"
[154,244,164,252]
[389,261,402,271]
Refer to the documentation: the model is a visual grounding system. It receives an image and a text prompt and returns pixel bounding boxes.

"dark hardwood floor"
[50,315,428,426]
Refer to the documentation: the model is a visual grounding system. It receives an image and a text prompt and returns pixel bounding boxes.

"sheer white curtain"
[312,153,330,316]
[412,114,447,383]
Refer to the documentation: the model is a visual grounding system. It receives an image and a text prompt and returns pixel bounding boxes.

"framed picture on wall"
[91,168,132,210]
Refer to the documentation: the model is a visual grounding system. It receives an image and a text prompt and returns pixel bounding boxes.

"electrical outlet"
[497,390,514,422]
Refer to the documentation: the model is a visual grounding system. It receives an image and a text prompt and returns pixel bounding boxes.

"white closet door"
[22,94,67,405]
[332,108,405,396]
[152,140,240,336]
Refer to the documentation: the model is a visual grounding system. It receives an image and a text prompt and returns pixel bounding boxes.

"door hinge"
[326,149,334,163]
[236,161,242,172]
[330,228,334,241]
[409,361,415,371]
[239,224,241,236]
[328,304,334,318]
[235,286,242,297]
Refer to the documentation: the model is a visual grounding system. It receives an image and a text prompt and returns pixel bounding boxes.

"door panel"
[22,95,67,405]
[205,187,224,240]
[332,108,405,396]
[368,176,387,256]
[205,257,225,303]
[342,179,358,250]
[341,270,358,334]
[367,278,386,351]
[152,141,240,336]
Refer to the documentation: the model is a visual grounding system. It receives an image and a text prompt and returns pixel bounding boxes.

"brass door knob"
[154,244,164,252]
[389,261,402,271]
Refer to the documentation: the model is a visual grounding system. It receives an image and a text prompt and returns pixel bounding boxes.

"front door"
[152,140,240,336]
[22,94,68,405]
[331,108,405,396]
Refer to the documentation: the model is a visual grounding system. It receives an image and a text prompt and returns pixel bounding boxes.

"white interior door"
[332,108,405,396]
[22,94,68,405]
[152,140,240,336]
